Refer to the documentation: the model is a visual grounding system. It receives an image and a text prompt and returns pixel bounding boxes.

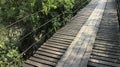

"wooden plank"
[58,29,79,34]
[56,25,85,67]
[97,28,118,32]
[41,46,65,53]
[35,51,61,59]
[78,7,105,66]
[56,26,89,67]
[94,44,120,51]
[97,32,117,36]
[99,25,118,29]
[22,0,100,67]
[96,38,118,42]
[96,36,118,40]
[49,37,72,44]
[56,27,79,34]
[70,26,97,67]
[58,27,81,31]
[91,51,118,59]
[55,32,76,37]
[98,29,118,36]
[98,29,118,34]
[47,39,71,45]
[97,34,117,38]
[88,0,120,67]
[21,63,34,67]
[53,34,75,40]
[29,57,56,66]
[58,26,81,31]
[95,40,120,46]
[56,0,107,66]
[90,55,118,63]
[71,34,91,67]
[92,49,120,56]
[88,61,110,67]
[79,30,97,67]
[95,38,118,42]
[70,0,107,67]
[33,54,58,62]
[89,58,119,67]
[99,25,118,28]
[46,41,69,47]
[97,32,117,37]
[47,39,71,46]
[50,37,73,42]
[43,43,67,50]
[38,48,63,56]
[94,43,120,49]
[25,60,50,67]
[58,29,79,32]
[99,23,116,26]
[93,46,120,53]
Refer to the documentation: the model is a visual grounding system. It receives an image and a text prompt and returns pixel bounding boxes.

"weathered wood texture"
[22,0,120,67]
[21,0,98,67]
[87,0,120,67]
[56,0,107,67]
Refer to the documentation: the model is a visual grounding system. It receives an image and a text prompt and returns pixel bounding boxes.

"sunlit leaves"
[0,0,6,5]
[0,0,89,66]
[42,0,57,15]
[52,17,61,32]
[42,0,75,15]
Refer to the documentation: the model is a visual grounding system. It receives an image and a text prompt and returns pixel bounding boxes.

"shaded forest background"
[0,0,90,66]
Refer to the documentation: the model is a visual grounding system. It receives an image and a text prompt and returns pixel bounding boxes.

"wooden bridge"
[22,0,120,67]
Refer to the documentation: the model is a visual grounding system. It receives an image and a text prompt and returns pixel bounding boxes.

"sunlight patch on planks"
[56,0,107,67]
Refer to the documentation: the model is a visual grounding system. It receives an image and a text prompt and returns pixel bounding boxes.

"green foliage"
[0,27,23,66]
[0,0,90,66]
[42,0,75,15]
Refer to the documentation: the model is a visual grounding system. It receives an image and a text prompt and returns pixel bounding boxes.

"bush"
[0,0,90,66]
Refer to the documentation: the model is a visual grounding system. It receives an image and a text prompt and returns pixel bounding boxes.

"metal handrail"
[6,0,90,66]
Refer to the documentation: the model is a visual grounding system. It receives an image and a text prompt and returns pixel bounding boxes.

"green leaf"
[1,0,6,4]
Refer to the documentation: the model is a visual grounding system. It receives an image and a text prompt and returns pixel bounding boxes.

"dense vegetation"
[0,0,90,66]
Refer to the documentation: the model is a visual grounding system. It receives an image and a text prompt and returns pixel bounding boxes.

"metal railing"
[0,0,91,67]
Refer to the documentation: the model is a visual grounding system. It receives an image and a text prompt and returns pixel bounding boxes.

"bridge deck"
[88,0,120,67]
[22,0,120,67]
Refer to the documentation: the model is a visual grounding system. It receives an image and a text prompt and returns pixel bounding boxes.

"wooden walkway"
[88,0,120,67]
[22,0,120,67]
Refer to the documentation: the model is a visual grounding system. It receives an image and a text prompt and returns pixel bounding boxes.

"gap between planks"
[56,0,107,67]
